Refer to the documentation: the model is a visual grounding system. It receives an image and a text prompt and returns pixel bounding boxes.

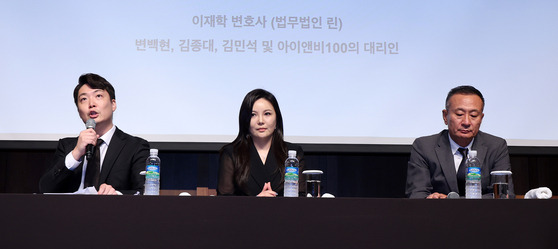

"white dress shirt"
[447,134,474,172]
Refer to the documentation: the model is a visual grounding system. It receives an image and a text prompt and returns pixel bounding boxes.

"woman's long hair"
[228,89,288,189]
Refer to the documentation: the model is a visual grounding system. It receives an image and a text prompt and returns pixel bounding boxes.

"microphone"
[447,192,460,199]
[85,119,96,160]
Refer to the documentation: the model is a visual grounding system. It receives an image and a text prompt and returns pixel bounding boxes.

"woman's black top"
[218,141,305,196]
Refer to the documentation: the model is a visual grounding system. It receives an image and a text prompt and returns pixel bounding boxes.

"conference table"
[1,194,556,249]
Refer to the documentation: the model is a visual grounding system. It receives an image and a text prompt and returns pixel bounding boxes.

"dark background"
[1,141,557,197]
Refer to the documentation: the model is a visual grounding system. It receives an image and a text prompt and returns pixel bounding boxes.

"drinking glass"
[302,170,323,198]
[490,171,512,199]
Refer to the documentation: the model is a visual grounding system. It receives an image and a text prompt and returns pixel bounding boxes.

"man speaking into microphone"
[40,73,150,195]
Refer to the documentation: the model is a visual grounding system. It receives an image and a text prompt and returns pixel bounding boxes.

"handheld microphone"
[447,192,460,199]
[85,119,96,160]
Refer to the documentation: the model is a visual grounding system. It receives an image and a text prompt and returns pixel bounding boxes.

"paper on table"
[44,187,98,195]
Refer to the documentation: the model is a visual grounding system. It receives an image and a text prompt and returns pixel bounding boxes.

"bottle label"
[285,166,299,181]
[146,164,160,179]
[467,167,481,180]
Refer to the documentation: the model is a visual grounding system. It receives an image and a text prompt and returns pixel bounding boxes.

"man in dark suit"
[406,85,513,199]
[40,73,149,195]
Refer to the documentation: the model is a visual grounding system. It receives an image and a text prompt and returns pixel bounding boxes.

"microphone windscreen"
[85,118,96,129]
[447,192,460,199]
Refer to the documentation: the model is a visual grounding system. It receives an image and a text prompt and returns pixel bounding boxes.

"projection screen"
[1,1,557,146]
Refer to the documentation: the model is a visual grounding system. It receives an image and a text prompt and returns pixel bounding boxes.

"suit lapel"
[472,131,488,167]
[99,128,126,184]
[435,131,459,192]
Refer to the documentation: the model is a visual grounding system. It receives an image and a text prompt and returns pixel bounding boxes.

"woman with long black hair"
[217,89,305,196]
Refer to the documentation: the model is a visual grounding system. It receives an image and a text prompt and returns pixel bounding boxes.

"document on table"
[44,187,98,195]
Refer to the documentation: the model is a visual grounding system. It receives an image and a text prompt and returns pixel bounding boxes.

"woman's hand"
[257,182,277,197]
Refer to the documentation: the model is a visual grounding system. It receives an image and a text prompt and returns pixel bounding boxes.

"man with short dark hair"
[40,73,149,195]
[406,85,514,199]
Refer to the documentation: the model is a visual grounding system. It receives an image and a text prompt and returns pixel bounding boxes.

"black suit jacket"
[406,130,514,198]
[39,127,150,194]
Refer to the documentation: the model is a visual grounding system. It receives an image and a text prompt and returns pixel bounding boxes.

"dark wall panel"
[1,145,557,197]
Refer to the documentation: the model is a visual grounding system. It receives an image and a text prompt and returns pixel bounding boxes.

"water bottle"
[284,150,299,197]
[465,150,482,199]
[144,149,161,195]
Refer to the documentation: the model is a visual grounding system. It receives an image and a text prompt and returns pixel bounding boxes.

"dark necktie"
[456,147,468,195]
[84,139,103,189]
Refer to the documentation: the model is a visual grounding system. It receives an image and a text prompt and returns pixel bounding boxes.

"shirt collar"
[448,133,474,155]
[99,125,116,146]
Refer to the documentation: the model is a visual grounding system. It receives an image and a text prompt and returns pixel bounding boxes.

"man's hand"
[97,183,118,195]
[426,192,447,199]
[72,128,99,161]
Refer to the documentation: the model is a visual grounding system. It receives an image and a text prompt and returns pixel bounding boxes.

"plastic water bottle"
[284,150,299,197]
[465,150,482,199]
[144,149,161,195]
